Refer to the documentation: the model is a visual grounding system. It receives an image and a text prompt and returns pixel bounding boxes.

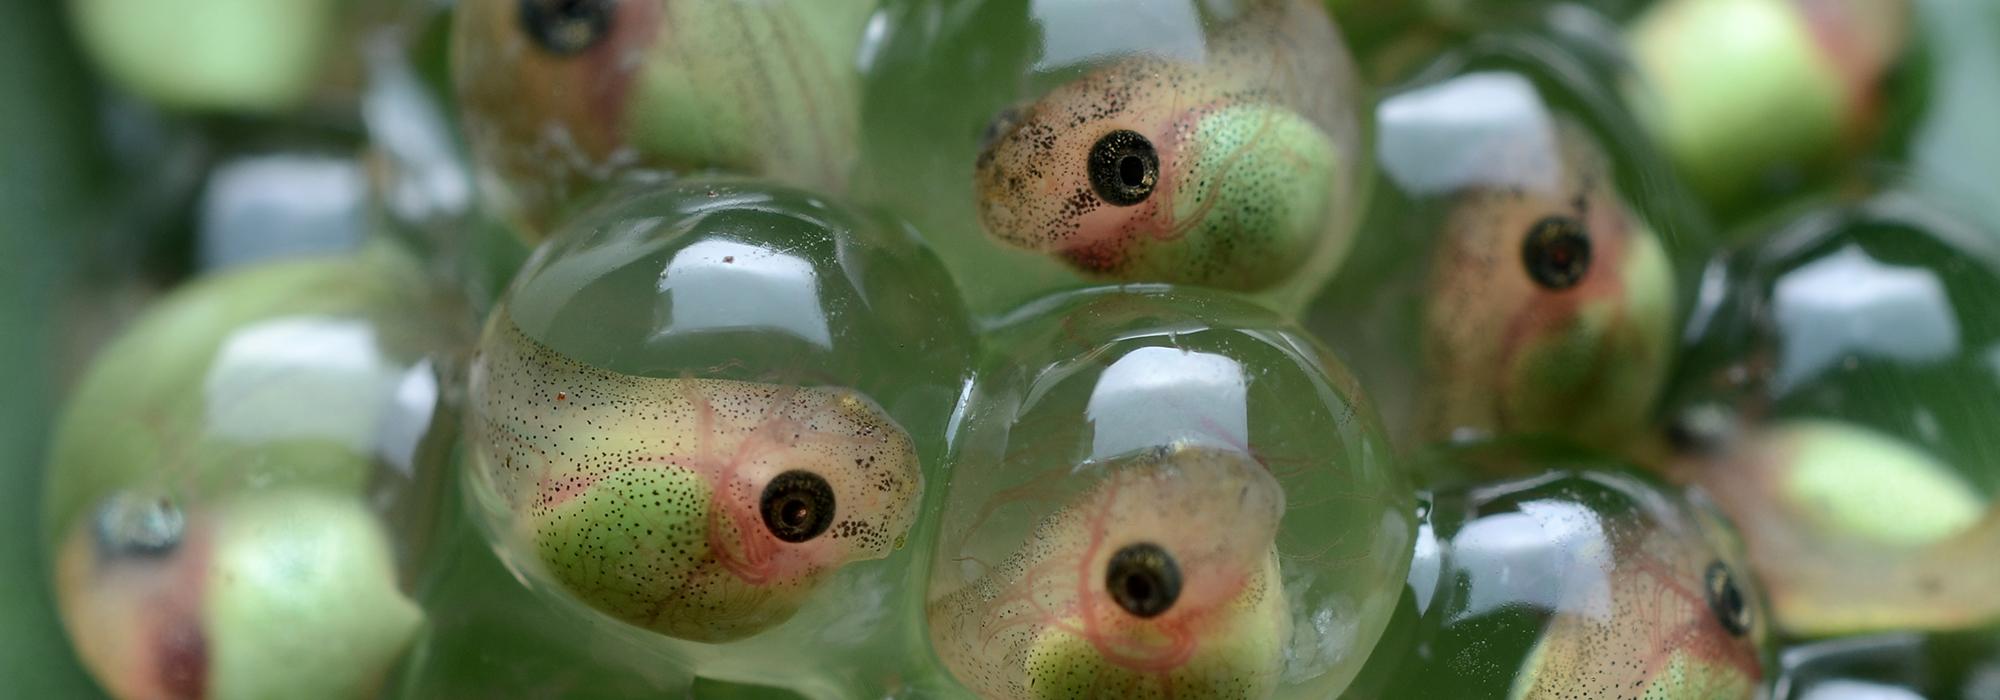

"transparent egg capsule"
[460,178,972,694]
[452,0,873,235]
[42,244,462,700]
[1659,186,2000,637]
[1345,443,1770,699]
[928,286,1412,699]
[859,0,1369,314]
[1306,40,1709,454]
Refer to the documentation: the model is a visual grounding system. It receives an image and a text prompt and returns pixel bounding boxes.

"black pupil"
[1123,574,1152,601]
[759,470,835,543]
[1105,542,1182,619]
[1520,215,1593,290]
[1705,561,1751,637]
[520,0,613,56]
[1087,130,1159,207]
[1118,155,1146,187]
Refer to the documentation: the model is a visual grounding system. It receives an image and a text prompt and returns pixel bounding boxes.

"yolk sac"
[467,322,923,642]
[928,445,1288,700]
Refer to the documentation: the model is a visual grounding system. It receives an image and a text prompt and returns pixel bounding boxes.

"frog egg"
[461,179,972,689]
[1625,0,1910,206]
[55,490,422,700]
[41,247,459,700]
[69,0,341,112]
[1306,46,1708,456]
[927,285,1412,699]
[1660,187,2000,636]
[1346,446,1769,699]
[452,0,873,236]
[857,0,1369,315]
[1667,186,2000,497]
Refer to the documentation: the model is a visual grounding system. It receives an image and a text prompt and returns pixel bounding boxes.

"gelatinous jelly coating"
[36,249,455,700]
[54,490,421,700]
[971,0,1357,291]
[943,286,1410,698]
[929,446,1288,700]
[468,320,922,642]
[453,0,869,234]
[1421,118,1675,446]
[1677,421,2000,636]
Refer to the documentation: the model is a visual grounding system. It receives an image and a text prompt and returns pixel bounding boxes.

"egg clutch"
[36,0,2000,699]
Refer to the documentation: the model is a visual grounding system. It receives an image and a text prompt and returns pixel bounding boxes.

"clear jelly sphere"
[1662,186,2000,638]
[1345,444,1768,699]
[1305,33,1711,457]
[928,285,1412,699]
[456,178,973,697]
[43,244,463,700]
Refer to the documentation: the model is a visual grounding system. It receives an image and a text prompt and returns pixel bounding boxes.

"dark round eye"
[519,0,614,56]
[759,470,836,543]
[1520,215,1593,290]
[1705,561,1752,637]
[1087,129,1159,207]
[1105,542,1182,618]
[92,493,184,558]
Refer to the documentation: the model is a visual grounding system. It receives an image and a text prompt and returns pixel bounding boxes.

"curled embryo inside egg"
[468,321,922,643]
[929,445,1290,699]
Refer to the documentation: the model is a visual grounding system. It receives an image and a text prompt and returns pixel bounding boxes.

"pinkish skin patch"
[1792,0,1900,131]
[589,0,663,140]
[1061,94,1242,273]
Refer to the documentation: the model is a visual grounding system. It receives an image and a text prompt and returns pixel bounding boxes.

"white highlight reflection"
[203,318,403,454]
[658,239,832,348]
[1773,245,1960,393]
[1377,72,1562,197]
[1032,0,1206,71]
[1448,500,1612,623]
[1085,347,1247,462]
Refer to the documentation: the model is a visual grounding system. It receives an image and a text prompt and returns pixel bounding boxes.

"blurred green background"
[0,0,109,695]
